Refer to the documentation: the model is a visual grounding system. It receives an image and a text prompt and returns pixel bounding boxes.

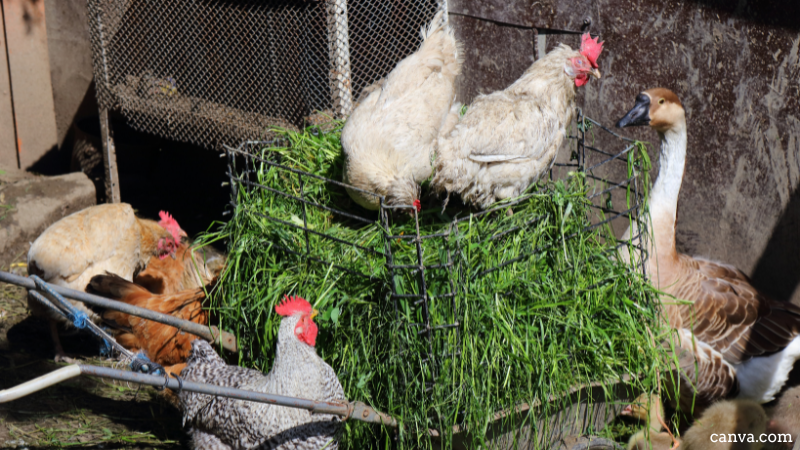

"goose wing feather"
[673,256,800,364]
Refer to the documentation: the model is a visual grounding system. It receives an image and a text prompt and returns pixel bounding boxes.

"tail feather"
[418,11,462,79]
[90,273,149,301]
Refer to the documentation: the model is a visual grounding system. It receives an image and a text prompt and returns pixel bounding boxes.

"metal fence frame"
[86,0,441,203]
[223,110,651,401]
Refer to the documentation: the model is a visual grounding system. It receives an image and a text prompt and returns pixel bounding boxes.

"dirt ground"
[0,262,189,449]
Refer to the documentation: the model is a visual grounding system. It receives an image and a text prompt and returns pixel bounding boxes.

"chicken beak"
[310,309,319,320]
[590,68,601,79]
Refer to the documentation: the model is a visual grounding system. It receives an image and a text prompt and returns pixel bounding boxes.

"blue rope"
[70,309,89,329]
[29,275,111,351]
[130,352,165,376]
[99,336,113,356]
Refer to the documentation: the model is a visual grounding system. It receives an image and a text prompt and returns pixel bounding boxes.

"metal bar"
[99,108,121,203]
[327,0,353,117]
[584,116,637,143]
[586,144,636,172]
[0,365,82,403]
[249,210,383,256]
[0,271,237,353]
[236,177,376,225]
[298,174,312,257]
[0,364,398,427]
[268,243,378,280]
[587,174,637,200]
[224,144,382,201]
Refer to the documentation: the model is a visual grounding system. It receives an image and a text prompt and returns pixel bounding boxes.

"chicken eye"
[658,98,665,105]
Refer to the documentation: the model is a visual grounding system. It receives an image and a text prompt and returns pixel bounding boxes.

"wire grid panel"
[86,0,440,150]
[223,113,651,412]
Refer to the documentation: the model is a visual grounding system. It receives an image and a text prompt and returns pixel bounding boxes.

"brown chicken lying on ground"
[90,273,214,377]
[134,240,226,295]
[27,204,185,361]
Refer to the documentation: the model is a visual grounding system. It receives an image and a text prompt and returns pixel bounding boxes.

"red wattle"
[413,199,422,212]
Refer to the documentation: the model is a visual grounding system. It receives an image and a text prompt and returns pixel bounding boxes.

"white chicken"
[341,11,462,212]
[432,33,603,209]
[27,204,185,361]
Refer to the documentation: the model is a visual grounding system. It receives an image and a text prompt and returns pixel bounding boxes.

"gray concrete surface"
[0,171,95,268]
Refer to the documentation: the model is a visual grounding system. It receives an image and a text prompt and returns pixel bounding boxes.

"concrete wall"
[43,0,96,168]
[450,0,800,306]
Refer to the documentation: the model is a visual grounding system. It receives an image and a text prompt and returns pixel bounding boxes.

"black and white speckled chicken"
[179,296,345,450]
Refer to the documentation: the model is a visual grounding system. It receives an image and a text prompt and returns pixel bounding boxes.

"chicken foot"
[50,320,79,364]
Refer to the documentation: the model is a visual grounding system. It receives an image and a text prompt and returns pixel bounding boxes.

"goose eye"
[658,98,665,105]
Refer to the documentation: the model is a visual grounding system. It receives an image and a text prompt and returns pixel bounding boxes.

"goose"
[621,393,678,450]
[616,88,800,405]
[681,400,768,450]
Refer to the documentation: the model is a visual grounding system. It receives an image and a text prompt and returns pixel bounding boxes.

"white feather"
[735,335,800,403]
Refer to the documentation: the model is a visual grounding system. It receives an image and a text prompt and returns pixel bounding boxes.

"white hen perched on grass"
[432,33,603,209]
[341,11,462,212]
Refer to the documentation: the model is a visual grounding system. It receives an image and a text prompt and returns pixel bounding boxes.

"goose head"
[616,88,685,134]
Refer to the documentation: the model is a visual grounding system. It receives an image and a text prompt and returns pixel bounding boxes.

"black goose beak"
[616,93,651,128]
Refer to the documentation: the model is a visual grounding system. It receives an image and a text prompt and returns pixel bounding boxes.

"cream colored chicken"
[432,33,603,209]
[27,204,184,361]
[341,11,461,212]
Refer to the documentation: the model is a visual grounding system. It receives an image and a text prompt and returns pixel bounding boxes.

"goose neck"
[648,121,687,259]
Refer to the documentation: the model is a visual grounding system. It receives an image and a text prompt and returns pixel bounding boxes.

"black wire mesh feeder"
[218,111,658,450]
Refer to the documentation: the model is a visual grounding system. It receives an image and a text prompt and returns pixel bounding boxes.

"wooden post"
[98,108,120,203]
[326,0,352,118]
[0,7,16,168]
[1,0,58,169]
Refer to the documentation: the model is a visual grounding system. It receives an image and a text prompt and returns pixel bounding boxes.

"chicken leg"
[49,319,78,364]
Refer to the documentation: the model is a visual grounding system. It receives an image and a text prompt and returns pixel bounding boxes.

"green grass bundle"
[201,122,668,449]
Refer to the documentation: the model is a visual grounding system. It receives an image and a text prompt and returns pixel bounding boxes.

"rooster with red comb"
[180,295,345,450]
[433,33,604,209]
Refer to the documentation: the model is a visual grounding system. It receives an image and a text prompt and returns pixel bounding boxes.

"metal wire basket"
[223,110,651,402]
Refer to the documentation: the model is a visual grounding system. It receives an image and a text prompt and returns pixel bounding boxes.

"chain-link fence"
[87,0,441,150]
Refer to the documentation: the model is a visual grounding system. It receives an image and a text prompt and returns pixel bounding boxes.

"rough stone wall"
[450,0,800,305]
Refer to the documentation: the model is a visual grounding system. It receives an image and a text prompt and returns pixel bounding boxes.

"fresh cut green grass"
[199,121,669,449]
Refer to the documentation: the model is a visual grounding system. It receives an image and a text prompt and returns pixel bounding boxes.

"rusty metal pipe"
[0,271,237,352]
[0,364,397,427]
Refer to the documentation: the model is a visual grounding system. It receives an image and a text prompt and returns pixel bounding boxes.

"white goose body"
[617,88,800,405]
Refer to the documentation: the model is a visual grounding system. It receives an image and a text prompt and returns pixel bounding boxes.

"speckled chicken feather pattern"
[341,10,462,210]
[180,316,344,450]
[432,44,581,208]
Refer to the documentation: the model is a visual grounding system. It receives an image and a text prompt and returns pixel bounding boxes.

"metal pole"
[0,271,237,352]
[0,364,398,427]
[326,0,353,118]
[99,108,121,203]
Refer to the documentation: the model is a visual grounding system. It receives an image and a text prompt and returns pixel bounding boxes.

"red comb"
[275,295,312,317]
[580,33,604,68]
[413,199,422,212]
[158,211,183,240]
